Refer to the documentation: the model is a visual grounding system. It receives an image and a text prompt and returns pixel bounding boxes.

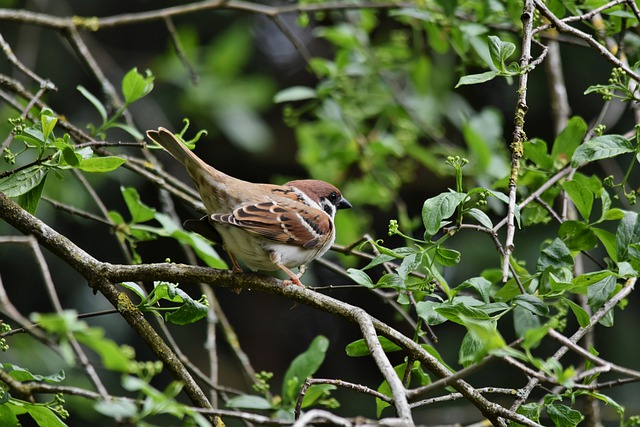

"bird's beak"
[338,198,352,210]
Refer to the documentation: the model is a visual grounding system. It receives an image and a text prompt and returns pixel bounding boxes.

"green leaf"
[466,207,493,229]
[165,296,209,325]
[375,273,405,289]
[410,360,431,386]
[558,221,598,251]
[40,109,58,142]
[459,316,505,363]
[415,301,448,325]
[562,181,593,220]
[587,274,616,310]
[171,228,227,269]
[629,244,640,272]
[0,404,19,425]
[455,70,500,87]
[1,364,65,383]
[78,156,126,172]
[18,172,47,214]
[488,35,515,71]
[61,145,81,167]
[0,165,48,197]
[616,211,640,262]
[274,86,317,103]
[517,402,542,423]
[145,282,209,325]
[571,135,634,167]
[315,25,359,49]
[435,302,490,325]
[513,305,541,339]
[281,336,329,406]
[345,336,402,357]
[226,395,273,410]
[582,391,624,415]
[573,270,615,288]
[77,85,107,122]
[551,116,587,166]
[537,238,573,272]
[547,271,578,295]
[422,191,467,236]
[122,67,154,104]
[459,331,483,367]
[33,311,132,373]
[435,246,461,266]
[617,261,637,277]
[301,383,336,409]
[14,128,46,154]
[453,277,492,303]
[31,310,81,334]
[75,328,133,372]
[592,227,617,262]
[121,186,156,223]
[563,298,590,328]
[24,404,68,427]
[524,138,553,169]
[109,122,144,140]
[546,403,584,427]
[347,268,374,288]
[521,322,552,350]
[513,294,550,316]
[395,252,421,280]
[94,398,137,418]
[119,282,147,299]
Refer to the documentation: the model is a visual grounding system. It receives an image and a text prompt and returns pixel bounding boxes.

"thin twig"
[354,309,413,423]
[294,378,392,420]
[410,387,518,408]
[163,15,199,85]
[501,0,535,283]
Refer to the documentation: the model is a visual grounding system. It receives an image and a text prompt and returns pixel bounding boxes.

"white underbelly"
[215,225,332,271]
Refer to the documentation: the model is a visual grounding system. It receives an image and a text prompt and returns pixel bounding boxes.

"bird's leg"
[225,247,243,273]
[274,262,304,287]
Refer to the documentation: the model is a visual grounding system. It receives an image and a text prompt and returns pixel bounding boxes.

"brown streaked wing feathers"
[212,199,332,249]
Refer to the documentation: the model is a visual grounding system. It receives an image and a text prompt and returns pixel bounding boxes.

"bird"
[146,127,351,287]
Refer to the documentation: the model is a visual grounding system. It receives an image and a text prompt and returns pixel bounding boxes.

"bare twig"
[410,387,518,408]
[163,15,199,85]
[295,378,392,420]
[0,32,56,90]
[501,0,535,282]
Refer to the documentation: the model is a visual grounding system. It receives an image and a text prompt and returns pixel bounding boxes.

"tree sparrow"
[147,127,351,286]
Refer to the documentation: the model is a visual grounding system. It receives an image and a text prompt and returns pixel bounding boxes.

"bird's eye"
[329,192,338,202]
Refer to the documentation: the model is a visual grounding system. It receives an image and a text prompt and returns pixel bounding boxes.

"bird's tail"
[146,127,202,167]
